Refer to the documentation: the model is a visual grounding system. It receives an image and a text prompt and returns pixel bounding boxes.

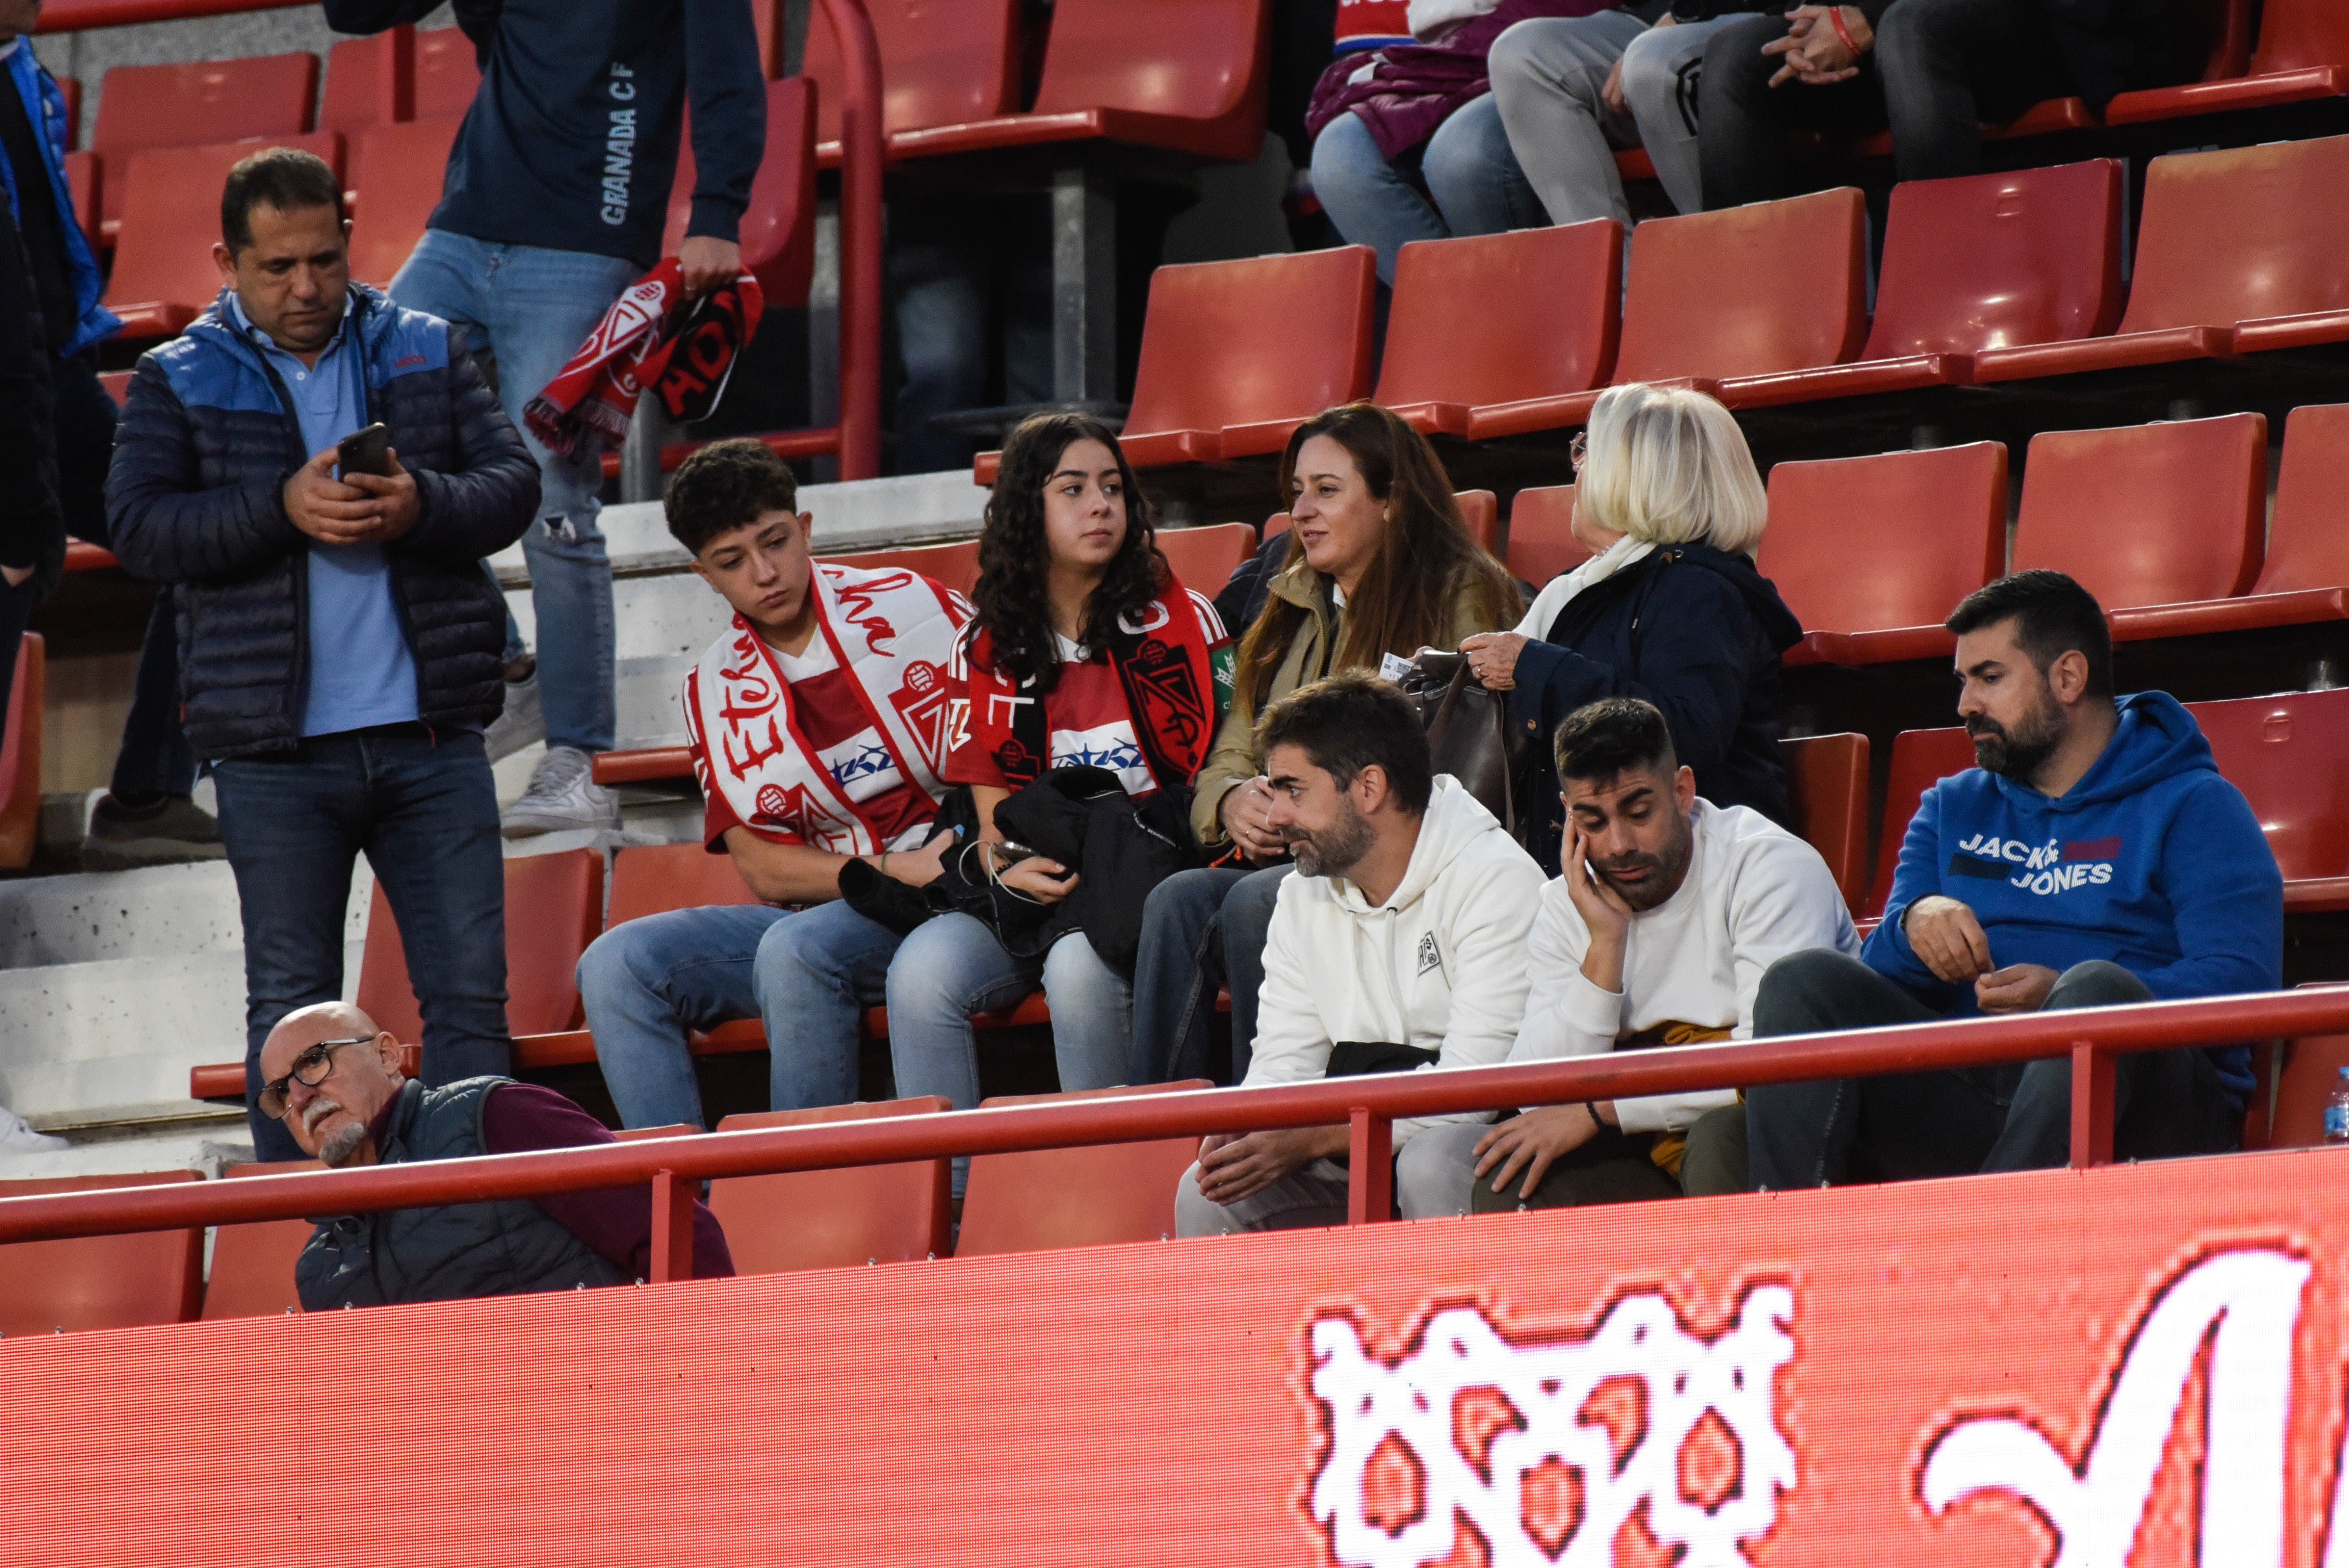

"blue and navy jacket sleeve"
[105,351,308,584]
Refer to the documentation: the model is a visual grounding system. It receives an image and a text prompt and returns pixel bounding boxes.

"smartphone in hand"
[336,423,393,479]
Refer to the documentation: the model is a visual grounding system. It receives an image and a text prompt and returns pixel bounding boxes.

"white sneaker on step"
[501,746,620,837]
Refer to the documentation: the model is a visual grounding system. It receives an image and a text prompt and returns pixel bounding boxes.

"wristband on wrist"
[1827,5,1860,53]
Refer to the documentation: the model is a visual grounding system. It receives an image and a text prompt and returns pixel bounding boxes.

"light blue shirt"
[228,292,419,736]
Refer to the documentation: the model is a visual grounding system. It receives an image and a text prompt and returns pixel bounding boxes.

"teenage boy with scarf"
[579,440,968,1131]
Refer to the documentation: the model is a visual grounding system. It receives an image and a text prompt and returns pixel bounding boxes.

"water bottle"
[2326,1067,2349,1146]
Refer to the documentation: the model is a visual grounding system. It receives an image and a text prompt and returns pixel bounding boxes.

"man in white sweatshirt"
[1415,698,1858,1213]
[1174,673,1548,1235]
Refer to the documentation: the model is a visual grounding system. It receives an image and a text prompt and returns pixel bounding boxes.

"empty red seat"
[0,1172,203,1333]
[319,25,481,136]
[1503,485,1591,589]
[660,77,818,306]
[607,841,761,930]
[89,54,319,231]
[1469,187,1867,440]
[1374,221,1622,437]
[1865,725,1982,920]
[201,1159,320,1321]
[1758,441,2008,665]
[2105,0,2347,123]
[103,132,344,338]
[61,150,97,240]
[1782,733,1869,914]
[708,1097,952,1272]
[802,0,1023,164]
[1722,162,2123,410]
[955,1081,1214,1256]
[2186,690,2349,910]
[825,538,983,597]
[1155,522,1257,599]
[0,632,40,871]
[345,117,459,288]
[891,0,1269,164]
[357,846,604,1048]
[2010,414,2265,616]
[1978,135,2349,381]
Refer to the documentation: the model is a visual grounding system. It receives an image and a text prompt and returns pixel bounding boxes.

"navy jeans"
[1127,863,1290,1085]
[214,725,510,1160]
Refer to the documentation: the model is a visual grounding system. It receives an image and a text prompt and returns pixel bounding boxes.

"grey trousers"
[1489,12,1732,223]
[1173,1125,1486,1235]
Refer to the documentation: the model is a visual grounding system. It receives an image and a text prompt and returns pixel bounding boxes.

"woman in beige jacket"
[1130,402,1523,1087]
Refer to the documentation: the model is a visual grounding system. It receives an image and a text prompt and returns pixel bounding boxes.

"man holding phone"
[107,147,539,1161]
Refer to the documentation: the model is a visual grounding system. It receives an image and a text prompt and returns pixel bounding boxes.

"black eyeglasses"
[257,1036,372,1120]
[1569,431,1588,471]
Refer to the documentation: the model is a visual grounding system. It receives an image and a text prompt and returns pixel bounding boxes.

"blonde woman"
[1460,383,1802,872]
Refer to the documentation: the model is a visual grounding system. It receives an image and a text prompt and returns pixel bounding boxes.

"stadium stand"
[708,1099,953,1272]
[799,0,1023,165]
[2102,0,2349,123]
[1500,485,1590,589]
[954,1081,1216,1256]
[101,132,343,338]
[1782,733,1871,916]
[86,53,319,236]
[352,847,603,1049]
[316,23,479,135]
[343,117,461,290]
[199,1158,318,1321]
[0,1171,203,1333]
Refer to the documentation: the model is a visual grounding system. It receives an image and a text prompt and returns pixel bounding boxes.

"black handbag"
[1393,649,1529,840]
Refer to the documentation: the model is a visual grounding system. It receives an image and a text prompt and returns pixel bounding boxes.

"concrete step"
[0,1118,253,1182]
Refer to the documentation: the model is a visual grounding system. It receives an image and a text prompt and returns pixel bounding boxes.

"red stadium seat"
[1977,135,2349,382]
[980,246,1376,480]
[357,847,604,1048]
[825,538,982,597]
[2187,690,2349,911]
[708,1098,953,1272]
[2009,414,2265,615]
[56,74,78,146]
[1782,734,1870,914]
[2104,0,2347,123]
[1468,187,1866,440]
[889,0,1270,165]
[319,25,481,135]
[1721,162,2123,410]
[1456,490,1500,558]
[606,842,761,930]
[1374,221,1622,437]
[0,632,41,872]
[1865,725,1979,920]
[345,117,459,289]
[660,78,818,306]
[1504,485,1591,589]
[89,54,319,230]
[1758,441,2008,666]
[802,0,1023,163]
[60,150,97,241]
[103,132,344,339]
[955,1081,1215,1257]
[0,1172,203,1334]
[1155,522,1257,600]
[201,1159,320,1321]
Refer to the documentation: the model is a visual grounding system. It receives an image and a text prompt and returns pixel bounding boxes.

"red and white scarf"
[684,564,969,856]
[525,259,765,459]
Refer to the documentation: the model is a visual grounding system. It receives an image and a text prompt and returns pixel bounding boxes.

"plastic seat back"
[2121,135,2349,332]
[1759,442,2007,636]
[201,1159,321,1321]
[1614,187,1868,383]
[2174,0,2253,81]
[822,539,982,597]
[1155,523,1257,600]
[2252,403,2349,596]
[661,78,817,305]
[2011,414,2266,611]
[2246,0,2349,73]
[804,0,1022,146]
[1375,221,1621,410]
[1866,726,1980,920]
[346,118,460,288]
[91,54,320,226]
[104,133,345,328]
[1864,162,2124,359]
[1126,246,1376,438]
[1781,734,1869,914]
[1029,0,1269,158]
[709,1097,953,1272]
[320,26,479,135]
[2186,690,2349,883]
[356,847,605,1046]
[1456,490,1499,557]
[606,842,762,930]
[0,1172,203,1333]
[1505,486,1591,589]
[955,1081,1215,1257]
[0,632,41,871]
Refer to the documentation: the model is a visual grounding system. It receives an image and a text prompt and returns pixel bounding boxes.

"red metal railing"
[37,0,885,482]
[1,987,2342,1284]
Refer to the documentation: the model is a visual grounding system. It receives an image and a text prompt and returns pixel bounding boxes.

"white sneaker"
[0,1106,67,1154]
[485,669,546,763]
[502,746,620,837]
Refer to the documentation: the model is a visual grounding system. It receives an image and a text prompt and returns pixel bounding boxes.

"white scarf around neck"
[1513,534,1656,637]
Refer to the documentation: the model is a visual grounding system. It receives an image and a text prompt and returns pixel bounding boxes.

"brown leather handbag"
[1394,650,1530,841]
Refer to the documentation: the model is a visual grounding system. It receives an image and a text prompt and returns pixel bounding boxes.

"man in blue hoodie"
[1745,570,2279,1187]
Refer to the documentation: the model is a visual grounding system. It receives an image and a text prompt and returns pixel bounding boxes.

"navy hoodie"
[1864,691,2281,1100]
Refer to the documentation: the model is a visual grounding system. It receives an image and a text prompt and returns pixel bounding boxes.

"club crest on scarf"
[526,258,766,458]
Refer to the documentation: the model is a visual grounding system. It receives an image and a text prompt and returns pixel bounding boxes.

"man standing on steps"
[107,149,540,1162]
[324,0,767,838]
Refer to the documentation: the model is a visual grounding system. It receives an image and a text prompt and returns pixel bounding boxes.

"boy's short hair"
[1254,671,1433,815]
[1555,698,1677,785]
[665,438,801,556]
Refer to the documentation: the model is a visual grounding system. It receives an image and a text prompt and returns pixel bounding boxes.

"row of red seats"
[978,132,2349,482]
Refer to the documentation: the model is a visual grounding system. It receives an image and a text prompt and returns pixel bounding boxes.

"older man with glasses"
[257,1001,732,1310]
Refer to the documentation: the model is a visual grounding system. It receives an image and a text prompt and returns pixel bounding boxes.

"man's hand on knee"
[1196,1126,1345,1206]
[1976,963,2059,1014]
[1903,895,1995,984]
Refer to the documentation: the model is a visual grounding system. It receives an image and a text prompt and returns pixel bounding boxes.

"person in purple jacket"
[1744,570,2280,1190]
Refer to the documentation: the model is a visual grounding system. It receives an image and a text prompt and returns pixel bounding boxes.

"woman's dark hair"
[972,411,1167,690]
[1233,403,1521,710]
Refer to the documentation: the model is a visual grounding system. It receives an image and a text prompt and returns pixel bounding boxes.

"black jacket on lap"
[106,284,538,760]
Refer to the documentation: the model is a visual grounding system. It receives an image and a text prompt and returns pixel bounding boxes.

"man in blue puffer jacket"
[1745,570,2280,1188]
[107,148,540,1162]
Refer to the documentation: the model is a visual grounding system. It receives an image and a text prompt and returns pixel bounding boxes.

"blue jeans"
[1128,863,1290,1086]
[889,191,1053,475]
[1309,94,1544,284]
[213,725,508,1161]
[577,898,905,1130]
[389,230,639,753]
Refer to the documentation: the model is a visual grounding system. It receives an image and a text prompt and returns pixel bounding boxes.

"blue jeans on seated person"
[1309,94,1545,285]
[214,725,508,1162]
[1745,950,2244,1191]
[1128,863,1290,1086]
[578,898,905,1130]
[389,230,641,754]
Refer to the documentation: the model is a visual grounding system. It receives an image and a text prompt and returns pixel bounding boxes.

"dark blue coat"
[105,284,538,759]
[0,43,116,360]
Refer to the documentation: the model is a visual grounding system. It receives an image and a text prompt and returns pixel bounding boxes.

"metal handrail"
[0,986,2340,1279]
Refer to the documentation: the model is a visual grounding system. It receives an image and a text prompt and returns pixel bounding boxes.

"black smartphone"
[336,423,393,479]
